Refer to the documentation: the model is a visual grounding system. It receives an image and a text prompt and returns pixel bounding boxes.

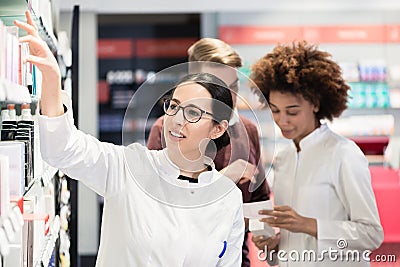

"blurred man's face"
[200,65,239,108]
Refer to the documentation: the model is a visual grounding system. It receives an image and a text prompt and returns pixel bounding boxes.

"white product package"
[243,200,276,237]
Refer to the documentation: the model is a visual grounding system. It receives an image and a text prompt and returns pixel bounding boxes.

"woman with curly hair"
[250,41,383,266]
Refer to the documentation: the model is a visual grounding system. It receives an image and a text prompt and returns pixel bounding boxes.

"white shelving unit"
[0,1,71,266]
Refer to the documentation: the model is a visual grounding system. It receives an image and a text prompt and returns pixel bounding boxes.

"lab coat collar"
[124,145,235,208]
[295,123,329,151]
[157,149,218,186]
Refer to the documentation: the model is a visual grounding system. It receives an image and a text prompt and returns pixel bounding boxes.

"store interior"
[1,0,400,266]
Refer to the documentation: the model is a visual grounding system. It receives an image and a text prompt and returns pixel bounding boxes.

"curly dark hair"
[251,41,350,121]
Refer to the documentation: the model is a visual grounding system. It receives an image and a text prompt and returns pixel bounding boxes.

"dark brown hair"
[251,41,350,121]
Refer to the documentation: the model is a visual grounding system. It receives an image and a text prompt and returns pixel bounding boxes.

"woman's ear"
[313,101,320,113]
[210,120,229,140]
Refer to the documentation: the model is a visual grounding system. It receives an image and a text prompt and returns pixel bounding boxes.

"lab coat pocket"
[298,184,332,219]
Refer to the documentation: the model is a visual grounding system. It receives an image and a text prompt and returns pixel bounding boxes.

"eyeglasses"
[163,99,214,123]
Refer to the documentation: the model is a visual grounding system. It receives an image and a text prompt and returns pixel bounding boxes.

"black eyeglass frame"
[163,99,214,123]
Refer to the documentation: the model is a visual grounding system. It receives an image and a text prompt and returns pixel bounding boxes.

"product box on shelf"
[0,141,25,196]
[0,155,10,216]
[0,19,7,81]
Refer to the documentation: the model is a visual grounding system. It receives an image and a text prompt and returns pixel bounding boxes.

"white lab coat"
[270,124,383,267]
[38,109,244,267]
[385,136,400,169]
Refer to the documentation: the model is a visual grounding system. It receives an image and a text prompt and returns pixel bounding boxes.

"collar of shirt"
[293,123,329,152]
[156,149,218,187]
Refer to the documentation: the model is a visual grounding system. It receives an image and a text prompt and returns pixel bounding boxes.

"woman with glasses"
[147,39,271,267]
[15,11,244,267]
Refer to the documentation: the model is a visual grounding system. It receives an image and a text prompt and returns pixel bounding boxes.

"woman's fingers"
[220,159,256,184]
[18,35,48,58]
[14,11,39,37]
[14,20,38,37]
[258,206,295,229]
[252,234,269,243]
[25,55,46,66]
[252,238,269,250]
[252,234,280,251]
[238,177,251,184]
[18,34,43,46]
[25,10,38,30]
[259,206,293,218]
[273,205,292,211]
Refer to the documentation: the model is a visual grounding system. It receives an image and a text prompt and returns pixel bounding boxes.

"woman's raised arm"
[14,10,64,117]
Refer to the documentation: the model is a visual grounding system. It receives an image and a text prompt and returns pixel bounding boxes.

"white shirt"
[38,109,244,267]
[271,124,383,267]
[385,136,400,169]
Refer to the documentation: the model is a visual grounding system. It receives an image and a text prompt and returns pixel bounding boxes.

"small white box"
[249,219,276,238]
[0,141,25,196]
[0,154,10,215]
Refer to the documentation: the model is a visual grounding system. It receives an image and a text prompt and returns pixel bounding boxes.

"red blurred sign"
[98,39,134,59]
[219,26,302,44]
[219,25,400,44]
[136,38,197,57]
[98,80,110,103]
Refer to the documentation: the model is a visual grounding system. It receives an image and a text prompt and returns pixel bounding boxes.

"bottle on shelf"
[1,109,10,123]
[1,105,17,141]
[8,104,16,121]
[17,103,35,184]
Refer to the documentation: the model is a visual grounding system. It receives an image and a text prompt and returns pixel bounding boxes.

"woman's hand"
[14,10,64,117]
[251,233,280,253]
[259,205,317,238]
[220,159,257,184]
[14,11,60,78]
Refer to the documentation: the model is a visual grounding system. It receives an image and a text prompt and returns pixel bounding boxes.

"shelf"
[0,205,24,257]
[0,1,58,55]
[349,136,389,155]
[341,108,400,118]
[0,0,30,42]
[346,107,400,111]
[347,81,400,87]
[0,79,32,104]
[1,0,70,265]
[0,0,26,17]
[366,155,385,165]
[348,81,388,84]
